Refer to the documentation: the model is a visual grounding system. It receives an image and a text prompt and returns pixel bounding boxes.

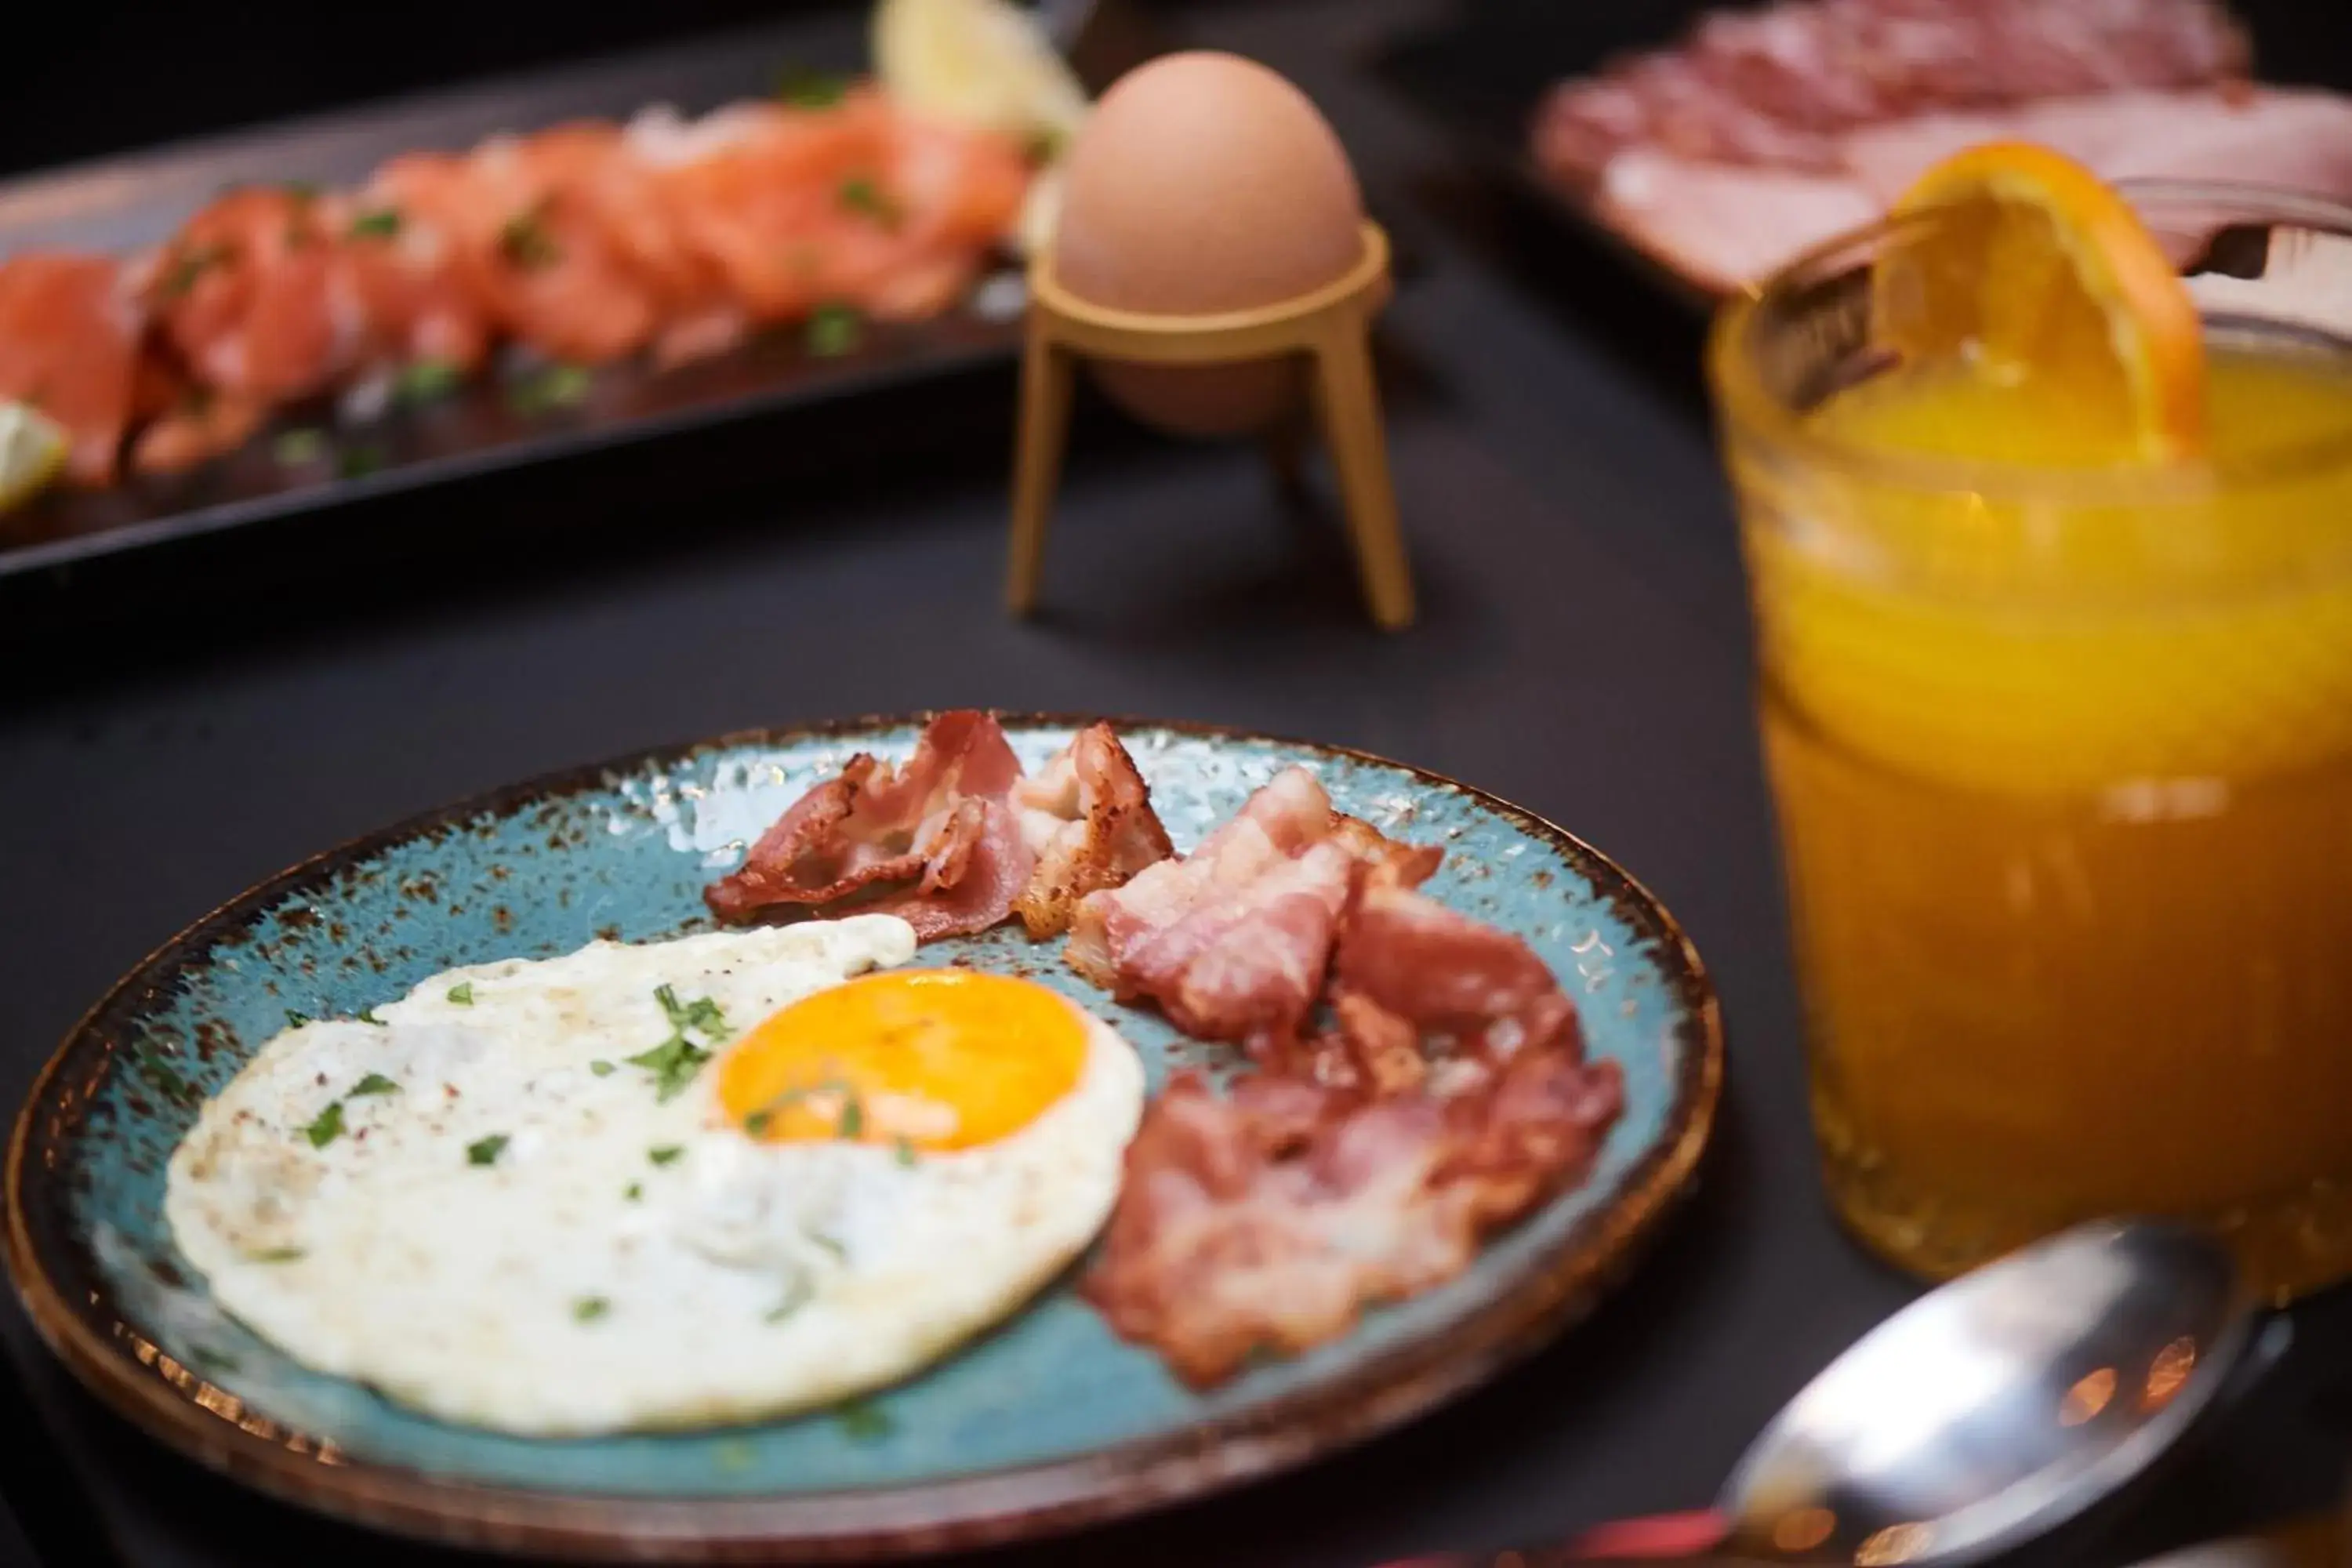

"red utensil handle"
[1369,1508,1731,1566]
[1566,1508,1734,1558]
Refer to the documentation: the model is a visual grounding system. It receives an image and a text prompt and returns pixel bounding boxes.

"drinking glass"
[1708,186,2352,1300]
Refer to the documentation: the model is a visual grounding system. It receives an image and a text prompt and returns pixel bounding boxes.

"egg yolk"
[717,970,1088,1152]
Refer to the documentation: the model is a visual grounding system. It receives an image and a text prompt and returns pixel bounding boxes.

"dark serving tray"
[0,5,1146,585]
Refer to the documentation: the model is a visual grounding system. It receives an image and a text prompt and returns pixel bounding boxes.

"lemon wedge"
[0,401,68,515]
[874,0,1089,151]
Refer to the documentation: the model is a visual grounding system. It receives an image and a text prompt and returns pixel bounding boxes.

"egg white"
[163,916,1145,1436]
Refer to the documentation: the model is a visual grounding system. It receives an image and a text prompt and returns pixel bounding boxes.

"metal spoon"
[1391,1220,2261,1568]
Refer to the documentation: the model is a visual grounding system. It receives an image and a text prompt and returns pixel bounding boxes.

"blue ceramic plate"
[5,716,1721,1561]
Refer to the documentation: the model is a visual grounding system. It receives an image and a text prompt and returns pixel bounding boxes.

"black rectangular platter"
[0,8,1097,583]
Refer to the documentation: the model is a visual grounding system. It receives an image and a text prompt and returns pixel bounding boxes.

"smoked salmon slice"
[654,89,1027,324]
[148,186,364,405]
[0,253,143,485]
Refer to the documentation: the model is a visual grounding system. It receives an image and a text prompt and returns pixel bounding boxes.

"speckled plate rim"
[6,712,1723,1563]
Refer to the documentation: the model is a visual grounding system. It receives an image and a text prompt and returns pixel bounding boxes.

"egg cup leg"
[1309,328,1416,630]
[1007,332,1076,615]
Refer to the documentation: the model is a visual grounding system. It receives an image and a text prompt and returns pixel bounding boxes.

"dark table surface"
[2,2,2347,1566]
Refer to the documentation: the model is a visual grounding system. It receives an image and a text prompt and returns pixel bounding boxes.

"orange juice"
[1719,293,2352,1295]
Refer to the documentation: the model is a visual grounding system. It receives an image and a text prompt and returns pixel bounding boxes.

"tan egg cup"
[1006,220,1415,630]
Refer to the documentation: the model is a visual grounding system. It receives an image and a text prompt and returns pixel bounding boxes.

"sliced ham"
[1596,151,1878,293]
[1840,87,2352,208]
[1012,723,1175,938]
[1534,0,2249,185]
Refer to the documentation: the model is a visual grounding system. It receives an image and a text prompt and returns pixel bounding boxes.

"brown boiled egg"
[1051,51,1366,437]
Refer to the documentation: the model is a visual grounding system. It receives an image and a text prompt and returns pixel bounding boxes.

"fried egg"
[163,916,1145,1436]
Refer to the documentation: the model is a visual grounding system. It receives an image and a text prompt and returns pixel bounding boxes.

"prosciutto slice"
[1534,0,2249,184]
[1012,723,1175,938]
[704,710,1033,939]
[1065,768,1434,1050]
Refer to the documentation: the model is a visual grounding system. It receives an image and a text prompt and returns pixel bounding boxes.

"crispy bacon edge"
[703,713,1176,944]
[702,710,1032,938]
[1012,722,1176,939]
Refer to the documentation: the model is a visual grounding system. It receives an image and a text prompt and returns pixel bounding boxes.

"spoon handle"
[1371,1508,1733,1566]
[1567,1509,1736,1558]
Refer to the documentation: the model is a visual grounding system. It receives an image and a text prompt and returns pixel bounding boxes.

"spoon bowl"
[1721,1221,2256,1566]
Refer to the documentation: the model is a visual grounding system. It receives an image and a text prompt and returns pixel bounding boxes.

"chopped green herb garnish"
[506,362,592,416]
[272,427,327,466]
[648,1145,684,1167]
[893,1137,917,1168]
[393,358,462,407]
[349,1073,400,1097]
[336,442,387,480]
[837,175,900,228]
[572,1296,610,1323]
[629,986,729,1101]
[806,303,862,359]
[744,1109,772,1137]
[590,1059,615,1077]
[285,1009,313,1029]
[624,1181,643,1201]
[466,1133,509,1167]
[497,202,563,270]
[833,1399,893,1441]
[655,985,733,1043]
[837,1094,865,1139]
[348,207,403,239]
[776,67,848,108]
[303,1102,345,1149]
[249,1246,307,1264]
[161,242,230,299]
[357,1004,386,1025]
[446,982,474,1005]
[627,1034,711,1103]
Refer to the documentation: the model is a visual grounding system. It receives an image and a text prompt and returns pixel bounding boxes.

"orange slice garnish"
[1873,141,2205,459]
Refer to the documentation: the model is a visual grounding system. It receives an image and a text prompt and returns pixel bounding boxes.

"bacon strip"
[704,710,1032,938]
[705,713,1175,945]
[1065,767,1432,1051]
[1086,971,1624,1387]
[1012,723,1175,938]
[1081,796,1624,1387]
